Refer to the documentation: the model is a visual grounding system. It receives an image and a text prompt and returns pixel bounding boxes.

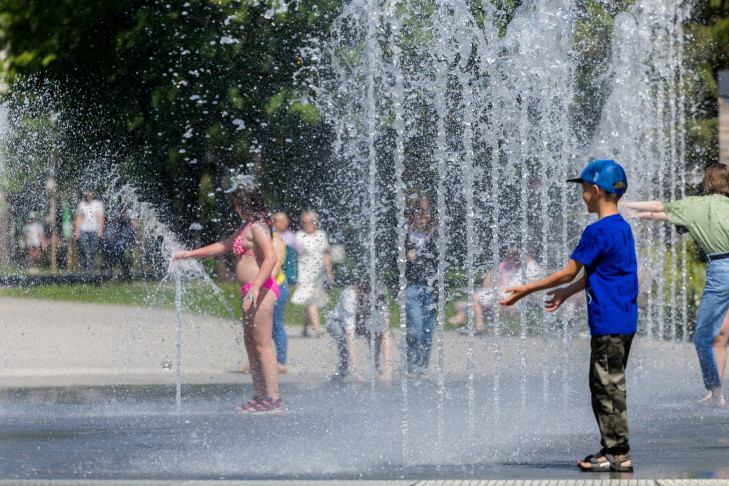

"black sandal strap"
[604,453,630,469]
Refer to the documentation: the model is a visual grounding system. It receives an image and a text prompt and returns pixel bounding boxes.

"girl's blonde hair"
[705,163,729,197]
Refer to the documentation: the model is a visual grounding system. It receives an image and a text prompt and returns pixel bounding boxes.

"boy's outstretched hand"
[499,285,530,306]
[545,287,568,312]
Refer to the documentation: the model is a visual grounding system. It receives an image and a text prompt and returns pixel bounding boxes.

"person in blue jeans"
[404,197,438,375]
[272,277,289,372]
[405,282,436,373]
[623,162,729,407]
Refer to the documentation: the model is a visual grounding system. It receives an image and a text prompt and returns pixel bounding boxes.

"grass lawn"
[0,280,476,332]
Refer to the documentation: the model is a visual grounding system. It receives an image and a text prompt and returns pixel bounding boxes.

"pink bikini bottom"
[241,277,280,299]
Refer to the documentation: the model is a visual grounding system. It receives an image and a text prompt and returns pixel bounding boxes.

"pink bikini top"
[232,221,261,260]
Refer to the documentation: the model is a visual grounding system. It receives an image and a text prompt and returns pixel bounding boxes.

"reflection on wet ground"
[1,365,729,481]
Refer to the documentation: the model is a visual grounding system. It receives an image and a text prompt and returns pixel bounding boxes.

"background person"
[403,197,438,375]
[271,229,290,373]
[273,210,299,285]
[325,278,393,384]
[75,190,104,271]
[22,211,46,271]
[623,162,729,407]
[291,210,333,337]
[272,211,299,253]
[450,249,543,335]
[103,202,136,275]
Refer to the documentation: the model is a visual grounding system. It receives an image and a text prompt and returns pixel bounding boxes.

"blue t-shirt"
[570,214,638,336]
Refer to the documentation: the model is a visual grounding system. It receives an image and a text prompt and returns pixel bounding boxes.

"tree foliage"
[686,0,729,172]
[0,0,341,243]
[0,0,727,243]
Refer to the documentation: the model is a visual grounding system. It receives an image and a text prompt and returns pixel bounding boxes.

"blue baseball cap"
[567,159,628,195]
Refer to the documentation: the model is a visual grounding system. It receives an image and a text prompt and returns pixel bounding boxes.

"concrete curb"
[1,479,729,486]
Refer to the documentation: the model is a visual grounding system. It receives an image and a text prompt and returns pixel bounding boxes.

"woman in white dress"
[291,210,334,336]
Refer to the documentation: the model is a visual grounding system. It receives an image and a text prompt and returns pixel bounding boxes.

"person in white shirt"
[22,211,46,270]
[75,190,104,271]
[290,210,334,337]
[325,281,393,383]
[450,249,544,334]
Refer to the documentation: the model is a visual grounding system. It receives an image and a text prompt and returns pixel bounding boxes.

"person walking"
[75,190,104,272]
[290,210,333,337]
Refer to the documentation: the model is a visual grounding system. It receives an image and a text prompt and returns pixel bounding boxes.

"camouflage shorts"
[589,333,635,455]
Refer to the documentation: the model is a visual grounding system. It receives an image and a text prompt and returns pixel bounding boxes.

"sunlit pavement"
[1,298,727,482]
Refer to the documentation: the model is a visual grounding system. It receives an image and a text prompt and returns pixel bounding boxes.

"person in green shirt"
[622,163,729,407]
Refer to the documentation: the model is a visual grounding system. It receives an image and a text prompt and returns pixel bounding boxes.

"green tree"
[0,0,341,243]
[686,0,729,175]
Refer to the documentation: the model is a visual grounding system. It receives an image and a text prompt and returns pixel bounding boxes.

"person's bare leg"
[703,308,729,407]
[346,330,366,381]
[249,291,279,399]
[243,318,266,399]
[302,307,311,336]
[473,296,485,333]
[309,305,323,335]
[377,332,393,383]
[713,308,729,382]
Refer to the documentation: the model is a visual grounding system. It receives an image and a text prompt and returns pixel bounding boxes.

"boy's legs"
[589,333,634,456]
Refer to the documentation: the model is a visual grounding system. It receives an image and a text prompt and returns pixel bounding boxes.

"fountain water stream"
[0,0,712,479]
[324,0,695,462]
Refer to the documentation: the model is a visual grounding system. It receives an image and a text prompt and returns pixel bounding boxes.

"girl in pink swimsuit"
[173,175,283,414]
[233,222,280,299]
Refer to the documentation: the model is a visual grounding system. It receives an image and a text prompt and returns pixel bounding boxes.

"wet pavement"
[1,298,728,481]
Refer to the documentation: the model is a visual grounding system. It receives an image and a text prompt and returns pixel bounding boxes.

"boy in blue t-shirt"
[500,159,638,473]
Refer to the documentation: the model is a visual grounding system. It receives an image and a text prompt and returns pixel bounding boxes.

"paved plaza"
[1,297,729,483]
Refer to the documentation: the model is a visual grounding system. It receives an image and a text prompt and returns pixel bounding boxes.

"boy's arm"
[545,274,585,312]
[499,259,584,306]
